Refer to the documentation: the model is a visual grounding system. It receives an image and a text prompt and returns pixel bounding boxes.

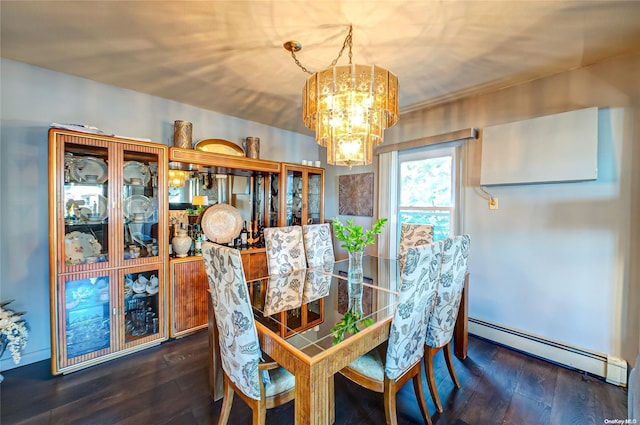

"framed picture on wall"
[338,172,374,216]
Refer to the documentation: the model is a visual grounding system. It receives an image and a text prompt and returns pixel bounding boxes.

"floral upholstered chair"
[302,223,335,267]
[264,225,307,274]
[424,234,470,413]
[398,223,434,273]
[339,242,444,425]
[202,242,295,425]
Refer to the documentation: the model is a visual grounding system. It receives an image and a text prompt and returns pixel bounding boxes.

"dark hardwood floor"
[1,332,627,425]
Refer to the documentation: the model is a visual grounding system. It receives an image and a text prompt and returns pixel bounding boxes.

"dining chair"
[423,234,470,413]
[302,222,335,267]
[398,223,434,273]
[202,241,295,425]
[263,225,307,274]
[339,242,444,425]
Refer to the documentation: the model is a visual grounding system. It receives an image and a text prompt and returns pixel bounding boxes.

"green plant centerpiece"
[330,217,387,344]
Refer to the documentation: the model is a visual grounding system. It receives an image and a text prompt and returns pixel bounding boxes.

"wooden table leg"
[454,272,469,360]
[294,365,333,425]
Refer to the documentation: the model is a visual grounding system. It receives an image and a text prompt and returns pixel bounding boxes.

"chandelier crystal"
[286,26,399,167]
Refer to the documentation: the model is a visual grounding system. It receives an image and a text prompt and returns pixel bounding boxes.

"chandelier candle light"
[285,25,399,168]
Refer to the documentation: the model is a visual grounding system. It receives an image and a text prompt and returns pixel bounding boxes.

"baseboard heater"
[468,317,627,387]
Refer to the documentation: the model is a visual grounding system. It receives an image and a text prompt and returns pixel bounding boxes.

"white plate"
[123,161,151,185]
[123,195,154,221]
[70,157,108,184]
[64,231,102,265]
[146,284,159,295]
[76,194,108,222]
[200,203,242,244]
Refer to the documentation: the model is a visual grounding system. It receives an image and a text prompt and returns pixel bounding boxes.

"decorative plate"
[65,231,102,265]
[70,157,108,184]
[123,161,150,185]
[123,195,154,221]
[76,194,108,222]
[194,139,245,156]
[200,203,242,243]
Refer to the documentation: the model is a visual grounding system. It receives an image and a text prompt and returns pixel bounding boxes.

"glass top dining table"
[248,256,401,355]
[207,255,469,425]
[250,255,402,425]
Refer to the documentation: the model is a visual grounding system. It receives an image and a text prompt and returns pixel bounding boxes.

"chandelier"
[284,25,399,167]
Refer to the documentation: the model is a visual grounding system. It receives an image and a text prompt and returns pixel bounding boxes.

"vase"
[347,250,364,285]
[347,250,364,316]
[172,228,191,258]
[172,120,192,149]
[244,137,260,159]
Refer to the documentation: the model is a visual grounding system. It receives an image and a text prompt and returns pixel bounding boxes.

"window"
[398,145,459,241]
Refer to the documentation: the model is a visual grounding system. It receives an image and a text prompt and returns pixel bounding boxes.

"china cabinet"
[49,128,167,374]
[279,163,324,226]
[166,147,280,337]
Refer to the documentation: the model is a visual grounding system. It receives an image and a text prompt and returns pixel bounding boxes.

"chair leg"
[443,341,461,389]
[424,345,444,413]
[383,380,399,425]
[412,371,433,425]
[252,404,267,425]
[218,376,234,425]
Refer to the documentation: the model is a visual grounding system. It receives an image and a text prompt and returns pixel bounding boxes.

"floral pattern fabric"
[385,242,444,380]
[202,242,263,400]
[264,226,307,274]
[398,223,434,273]
[302,270,332,304]
[425,234,470,349]
[263,270,305,316]
[302,223,335,267]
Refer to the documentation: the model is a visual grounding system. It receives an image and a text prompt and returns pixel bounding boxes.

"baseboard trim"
[468,317,627,387]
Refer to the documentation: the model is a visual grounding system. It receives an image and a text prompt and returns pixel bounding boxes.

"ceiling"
[2,1,640,136]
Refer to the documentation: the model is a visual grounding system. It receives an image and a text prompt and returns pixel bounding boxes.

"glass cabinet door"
[122,267,162,346]
[267,174,279,227]
[62,143,111,267]
[307,171,322,225]
[122,149,161,262]
[58,272,115,368]
[285,169,303,226]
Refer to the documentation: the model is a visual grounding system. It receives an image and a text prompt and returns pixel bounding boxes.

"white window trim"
[376,128,476,257]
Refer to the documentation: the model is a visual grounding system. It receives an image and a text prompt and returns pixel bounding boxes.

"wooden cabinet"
[48,128,167,374]
[168,249,268,338]
[279,163,324,226]
[169,257,209,337]
[241,249,268,280]
[166,148,280,337]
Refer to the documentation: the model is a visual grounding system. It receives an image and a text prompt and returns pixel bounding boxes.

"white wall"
[0,58,317,371]
[381,52,640,365]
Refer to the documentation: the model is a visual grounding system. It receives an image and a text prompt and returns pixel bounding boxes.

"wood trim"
[169,147,280,173]
[375,128,478,154]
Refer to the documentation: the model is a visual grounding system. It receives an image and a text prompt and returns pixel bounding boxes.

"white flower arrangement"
[0,300,29,364]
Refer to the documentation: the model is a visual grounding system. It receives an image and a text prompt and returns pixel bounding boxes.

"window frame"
[397,143,462,241]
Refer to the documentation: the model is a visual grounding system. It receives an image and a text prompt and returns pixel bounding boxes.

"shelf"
[169,147,280,175]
